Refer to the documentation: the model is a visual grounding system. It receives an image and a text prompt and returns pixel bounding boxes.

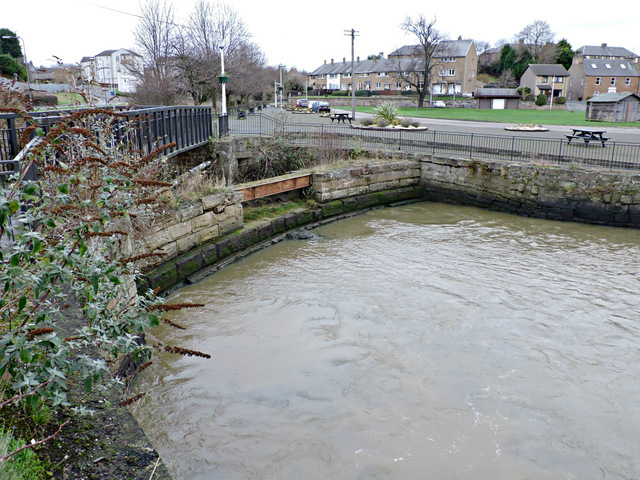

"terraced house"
[308,38,477,96]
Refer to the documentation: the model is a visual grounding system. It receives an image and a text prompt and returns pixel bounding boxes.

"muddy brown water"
[135,202,640,480]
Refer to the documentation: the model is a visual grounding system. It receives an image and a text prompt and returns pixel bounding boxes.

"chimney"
[458,35,462,40]
[601,43,607,48]
[331,58,334,64]
[324,59,326,65]
[357,56,360,62]
[343,57,346,63]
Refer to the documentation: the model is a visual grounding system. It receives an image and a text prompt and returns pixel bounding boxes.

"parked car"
[296,98,309,108]
[318,101,330,112]
[433,100,446,108]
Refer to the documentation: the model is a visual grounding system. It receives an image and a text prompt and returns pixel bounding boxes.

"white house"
[80,48,141,94]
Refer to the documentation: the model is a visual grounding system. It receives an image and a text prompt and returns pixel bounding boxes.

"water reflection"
[136,202,640,480]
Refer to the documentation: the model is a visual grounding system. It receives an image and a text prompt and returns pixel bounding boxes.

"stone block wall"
[136,190,244,273]
[420,156,640,227]
[312,160,422,203]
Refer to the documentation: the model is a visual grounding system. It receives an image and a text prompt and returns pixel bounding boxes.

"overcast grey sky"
[3,0,639,71]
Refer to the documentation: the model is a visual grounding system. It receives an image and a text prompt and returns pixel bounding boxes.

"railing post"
[398,129,402,151]
[610,141,616,171]
[432,131,436,156]
[510,136,515,162]
[6,117,20,158]
[469,133,474,159]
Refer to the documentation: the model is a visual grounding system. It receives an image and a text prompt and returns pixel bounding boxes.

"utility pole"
[344,28,359,121]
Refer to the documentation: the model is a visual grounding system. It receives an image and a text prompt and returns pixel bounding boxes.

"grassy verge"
[355,106,640,128]
[0,428,46,480]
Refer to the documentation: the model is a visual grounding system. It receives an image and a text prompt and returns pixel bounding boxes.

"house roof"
[586,92,640,103]
[310,57,424,76]
[576,45,638,59]
[94,48,141,58]
[475,88,520,98]
[525,64,569,76]
[582,59,640,77]
[310,40,473,76]
[388,39,473,58]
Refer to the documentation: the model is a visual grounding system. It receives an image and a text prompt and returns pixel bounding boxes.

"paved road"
[262,104,640,144]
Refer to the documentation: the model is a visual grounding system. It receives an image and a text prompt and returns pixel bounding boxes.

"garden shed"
[586,92,640,122]
[475,88,521,109]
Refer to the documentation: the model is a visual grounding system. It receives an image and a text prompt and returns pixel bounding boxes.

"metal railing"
[215,113,640,172]
[1,106,213,165]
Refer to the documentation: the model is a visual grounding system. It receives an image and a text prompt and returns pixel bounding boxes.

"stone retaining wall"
[420,156,640,227]
[312,160,421,202]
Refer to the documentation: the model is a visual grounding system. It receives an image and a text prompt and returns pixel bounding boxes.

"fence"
[217,112,640,172]
[1,106,213,172]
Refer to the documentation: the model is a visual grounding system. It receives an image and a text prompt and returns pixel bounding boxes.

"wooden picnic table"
[330,113,352,124]
[565,128,610,147]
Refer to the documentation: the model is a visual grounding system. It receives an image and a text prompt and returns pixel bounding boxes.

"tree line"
[0,28,27,81]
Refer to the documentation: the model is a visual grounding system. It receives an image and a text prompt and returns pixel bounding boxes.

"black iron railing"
[0,106,214,168]
[214,113,640,172]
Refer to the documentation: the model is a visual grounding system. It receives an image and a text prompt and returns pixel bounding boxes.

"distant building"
[586,92,640,122]
[519,64,570,99]
[308,38,478,96]
[80,48,142,93]
[475,88,521,109]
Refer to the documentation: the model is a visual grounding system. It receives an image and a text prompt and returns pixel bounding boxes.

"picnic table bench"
[248,107,255,114]
[330,113,352,124]
[565,128,610,147]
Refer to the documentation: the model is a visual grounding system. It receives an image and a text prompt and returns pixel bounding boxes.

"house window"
[357,82,363,90]
[581,78,584,85]
[376,82,382,90]
[342,83,347,90]
[441,57,455,62]
[542,76,548,83]
[605,63,611,69]
[554,76,563,83]
[620,64,627,69]
[329,74,338,79]
[395,82,402,89]
[626,77,631,85]
[378,72,388,77]
[610,77,616,85]
[569,78,573,86]
[439,69,455,77]
[418,81,424,89]
[318,74,325,79]
[595,77,601,85]
[343,73,352,78]
[359,72,370,77]
[384,83,390,90]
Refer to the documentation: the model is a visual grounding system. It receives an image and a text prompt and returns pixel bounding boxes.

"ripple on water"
[137,202,640,480]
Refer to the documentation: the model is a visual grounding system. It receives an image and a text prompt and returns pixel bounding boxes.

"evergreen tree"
[0,28,22,59]
[555,39,575,70]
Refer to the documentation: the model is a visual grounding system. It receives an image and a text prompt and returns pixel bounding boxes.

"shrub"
[556,96,567,105]
[360,117,374,126]
[375,118,390,127]
[524,94,535,102]
[411,120,420,128]
[0,54,26,79]
[355,90,370,97]
[331,91,349,96]
[536,94,547,106]
[400,118,413,128]
[374,101,399,123]
[524,87,531,94]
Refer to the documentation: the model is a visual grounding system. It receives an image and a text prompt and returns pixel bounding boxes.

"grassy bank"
[355,106,640,128]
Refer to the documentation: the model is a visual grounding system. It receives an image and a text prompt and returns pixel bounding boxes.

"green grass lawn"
[356,106,640,128]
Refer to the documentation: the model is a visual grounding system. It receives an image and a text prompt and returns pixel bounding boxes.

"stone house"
[567,44,640,100]
[308,38,477,96]
[519,64,570,99]
[80,48,142,93]
[585,92,640,122]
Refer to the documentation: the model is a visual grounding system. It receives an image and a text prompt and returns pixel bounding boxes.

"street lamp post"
[2,35,32,101]
[219,44,227,116]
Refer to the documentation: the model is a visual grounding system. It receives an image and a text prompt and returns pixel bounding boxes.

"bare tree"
[133,0,180,104]
[516,20,555,63]
[394,15,448,108]
[178,1,252,107]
